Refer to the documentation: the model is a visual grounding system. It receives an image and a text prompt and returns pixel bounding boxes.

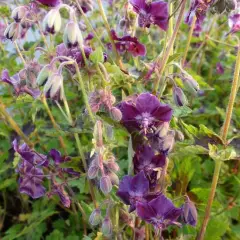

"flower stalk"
[197,41,240,240]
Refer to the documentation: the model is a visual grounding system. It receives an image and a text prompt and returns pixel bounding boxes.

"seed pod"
[43,9,62,34]
[110,107,122,122]
[4,22,21,41]
[101,217,112,236]
[156,122,169,138]
[88,165,99,179]
[11,6,27,22]
[63,21,83,48]
[89,208,102,226]
[173,86,188,107]
[100,175,112,194]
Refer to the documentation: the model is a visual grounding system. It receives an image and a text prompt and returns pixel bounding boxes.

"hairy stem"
[197,42,240,240]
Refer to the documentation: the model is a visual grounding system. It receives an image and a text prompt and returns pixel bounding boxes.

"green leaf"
[0,178,16,190]
[46,230,64,240]
[199,125,223,144]
[167,53,182,64]
[208,144,237,161]
[89,47,104,64]
[173,105,192,118]
[59,158,82,172]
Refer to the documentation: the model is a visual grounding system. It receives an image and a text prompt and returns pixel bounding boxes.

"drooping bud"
[37,65,53,86]
[107,160,120,172]
[43,73,63,100]
[156,122,169,138]
[161,131,175,154]
[181,196,198,226]
[100,175,112,194]
[119,18,128,30]
[101,217,112,236]
[110,107,122,122]
[89,208,102,226]
[11,6,28,22]
[43,9,62,34]
[181,73,200,96]
[175,130,184,141]
[173,86,188,107]
[107,171,119,185]
[93,120,103,148]
[4,22,21,41]
[63,21,83,48]
[88,165,99,179]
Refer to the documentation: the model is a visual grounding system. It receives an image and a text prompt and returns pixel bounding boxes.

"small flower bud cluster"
[88,121,120,195]
[89,89,122,122]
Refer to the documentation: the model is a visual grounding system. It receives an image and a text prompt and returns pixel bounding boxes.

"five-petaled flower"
[117,171,159,212]
[110,30,146,57]
[129,0,169,31]
[118,93,172,134]
[136,194,182,230]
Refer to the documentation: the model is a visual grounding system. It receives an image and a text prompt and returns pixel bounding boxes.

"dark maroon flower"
[133,145,166,187]
[1,69,41,98]
[117,171,159,212]
[110,30,146,57]
[228,13,240,34]
[118,93,172,134]
[216,62,224,75]
[136,194,182,230]
[36,0,61,7]
[49,149,80,176]
[130,0,168,30]
[13,140,47,199]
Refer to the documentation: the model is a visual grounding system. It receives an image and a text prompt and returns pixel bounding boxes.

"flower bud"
[44,73,63,100]
[11,6,27,22]
[89,208,102,226]
[63,21,83,48]
[156,122,169,138]
[37,65,53,86]
[119,18,128,29]
[101,217,112,236]
[161,131,175,154]
[100,175,112,195]
[181,73,200,96]
[173,87,188,107]
[108,171,119,185]
[175,130,184,141]
[4,22,21,41]
[107,161,120,172]
[88,165,99,179]
[110,107,122,122]
[182,196,198,226]
[43,9,62,34]
[93,120,103,148]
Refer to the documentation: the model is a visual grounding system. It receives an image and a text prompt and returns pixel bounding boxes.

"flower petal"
[130,171,149,196]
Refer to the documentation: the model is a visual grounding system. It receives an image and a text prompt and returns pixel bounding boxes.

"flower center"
[135,112,155,133]
[138,10,152,28]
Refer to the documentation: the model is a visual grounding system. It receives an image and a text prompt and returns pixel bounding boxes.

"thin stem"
[14,41,26,65]
[37,21,50,50]
[96,0,123,68]
[145,223,149,240]
[0,101,33,147]
[153,0,187,94]
[197,43,240,240]
[182,15,197,66]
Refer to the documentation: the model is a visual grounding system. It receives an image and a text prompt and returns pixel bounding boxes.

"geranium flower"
[228,13,240,34]
[117,171,159,212]
[136,194,182,230]
[118,93,172,134]
[133,145,166,187]
[36,0,61,7]
[129,0,169,30]
[216,62,224,74]
[110,30,146,57]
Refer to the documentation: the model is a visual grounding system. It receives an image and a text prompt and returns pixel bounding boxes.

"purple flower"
[13,140,47,199]
[110,30,146,57]
[117,171,159,212]
[228,13,240,34]
[0,22,6,42]
[118,93,172,134]
[216,62,224,75]
[49,149,80,176]
[136,194,182,230]
[1,69,41,98]
[129,0,168,30]
[133,145,166,187]
[36,0,61,7]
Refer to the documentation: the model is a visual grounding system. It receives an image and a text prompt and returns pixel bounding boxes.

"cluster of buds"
[88,121,120,195]
[89,89,122,122]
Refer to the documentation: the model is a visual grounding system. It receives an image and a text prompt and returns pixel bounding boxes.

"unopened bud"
[181,73,200,96]
[88,165,99,179]
[19,69,27,80]
[182,196,198,226]
[107,171,119,185]
[101,217,112,236]
[100,175,112,194]
[156,122,169,138]
[43,9,62,34]
[173,87,188,107]
[162,131,175,154]
[107,161,120,172]
[11,6,27,22]
[93,120,103,148]
[175,130,184,141]
[63,21,83,48]
[37,65,53,86]
[4,22,21,41]
[89,208,102,226]
[119,18,128,29]
[44,73,63,100]
[110,107,122,122]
